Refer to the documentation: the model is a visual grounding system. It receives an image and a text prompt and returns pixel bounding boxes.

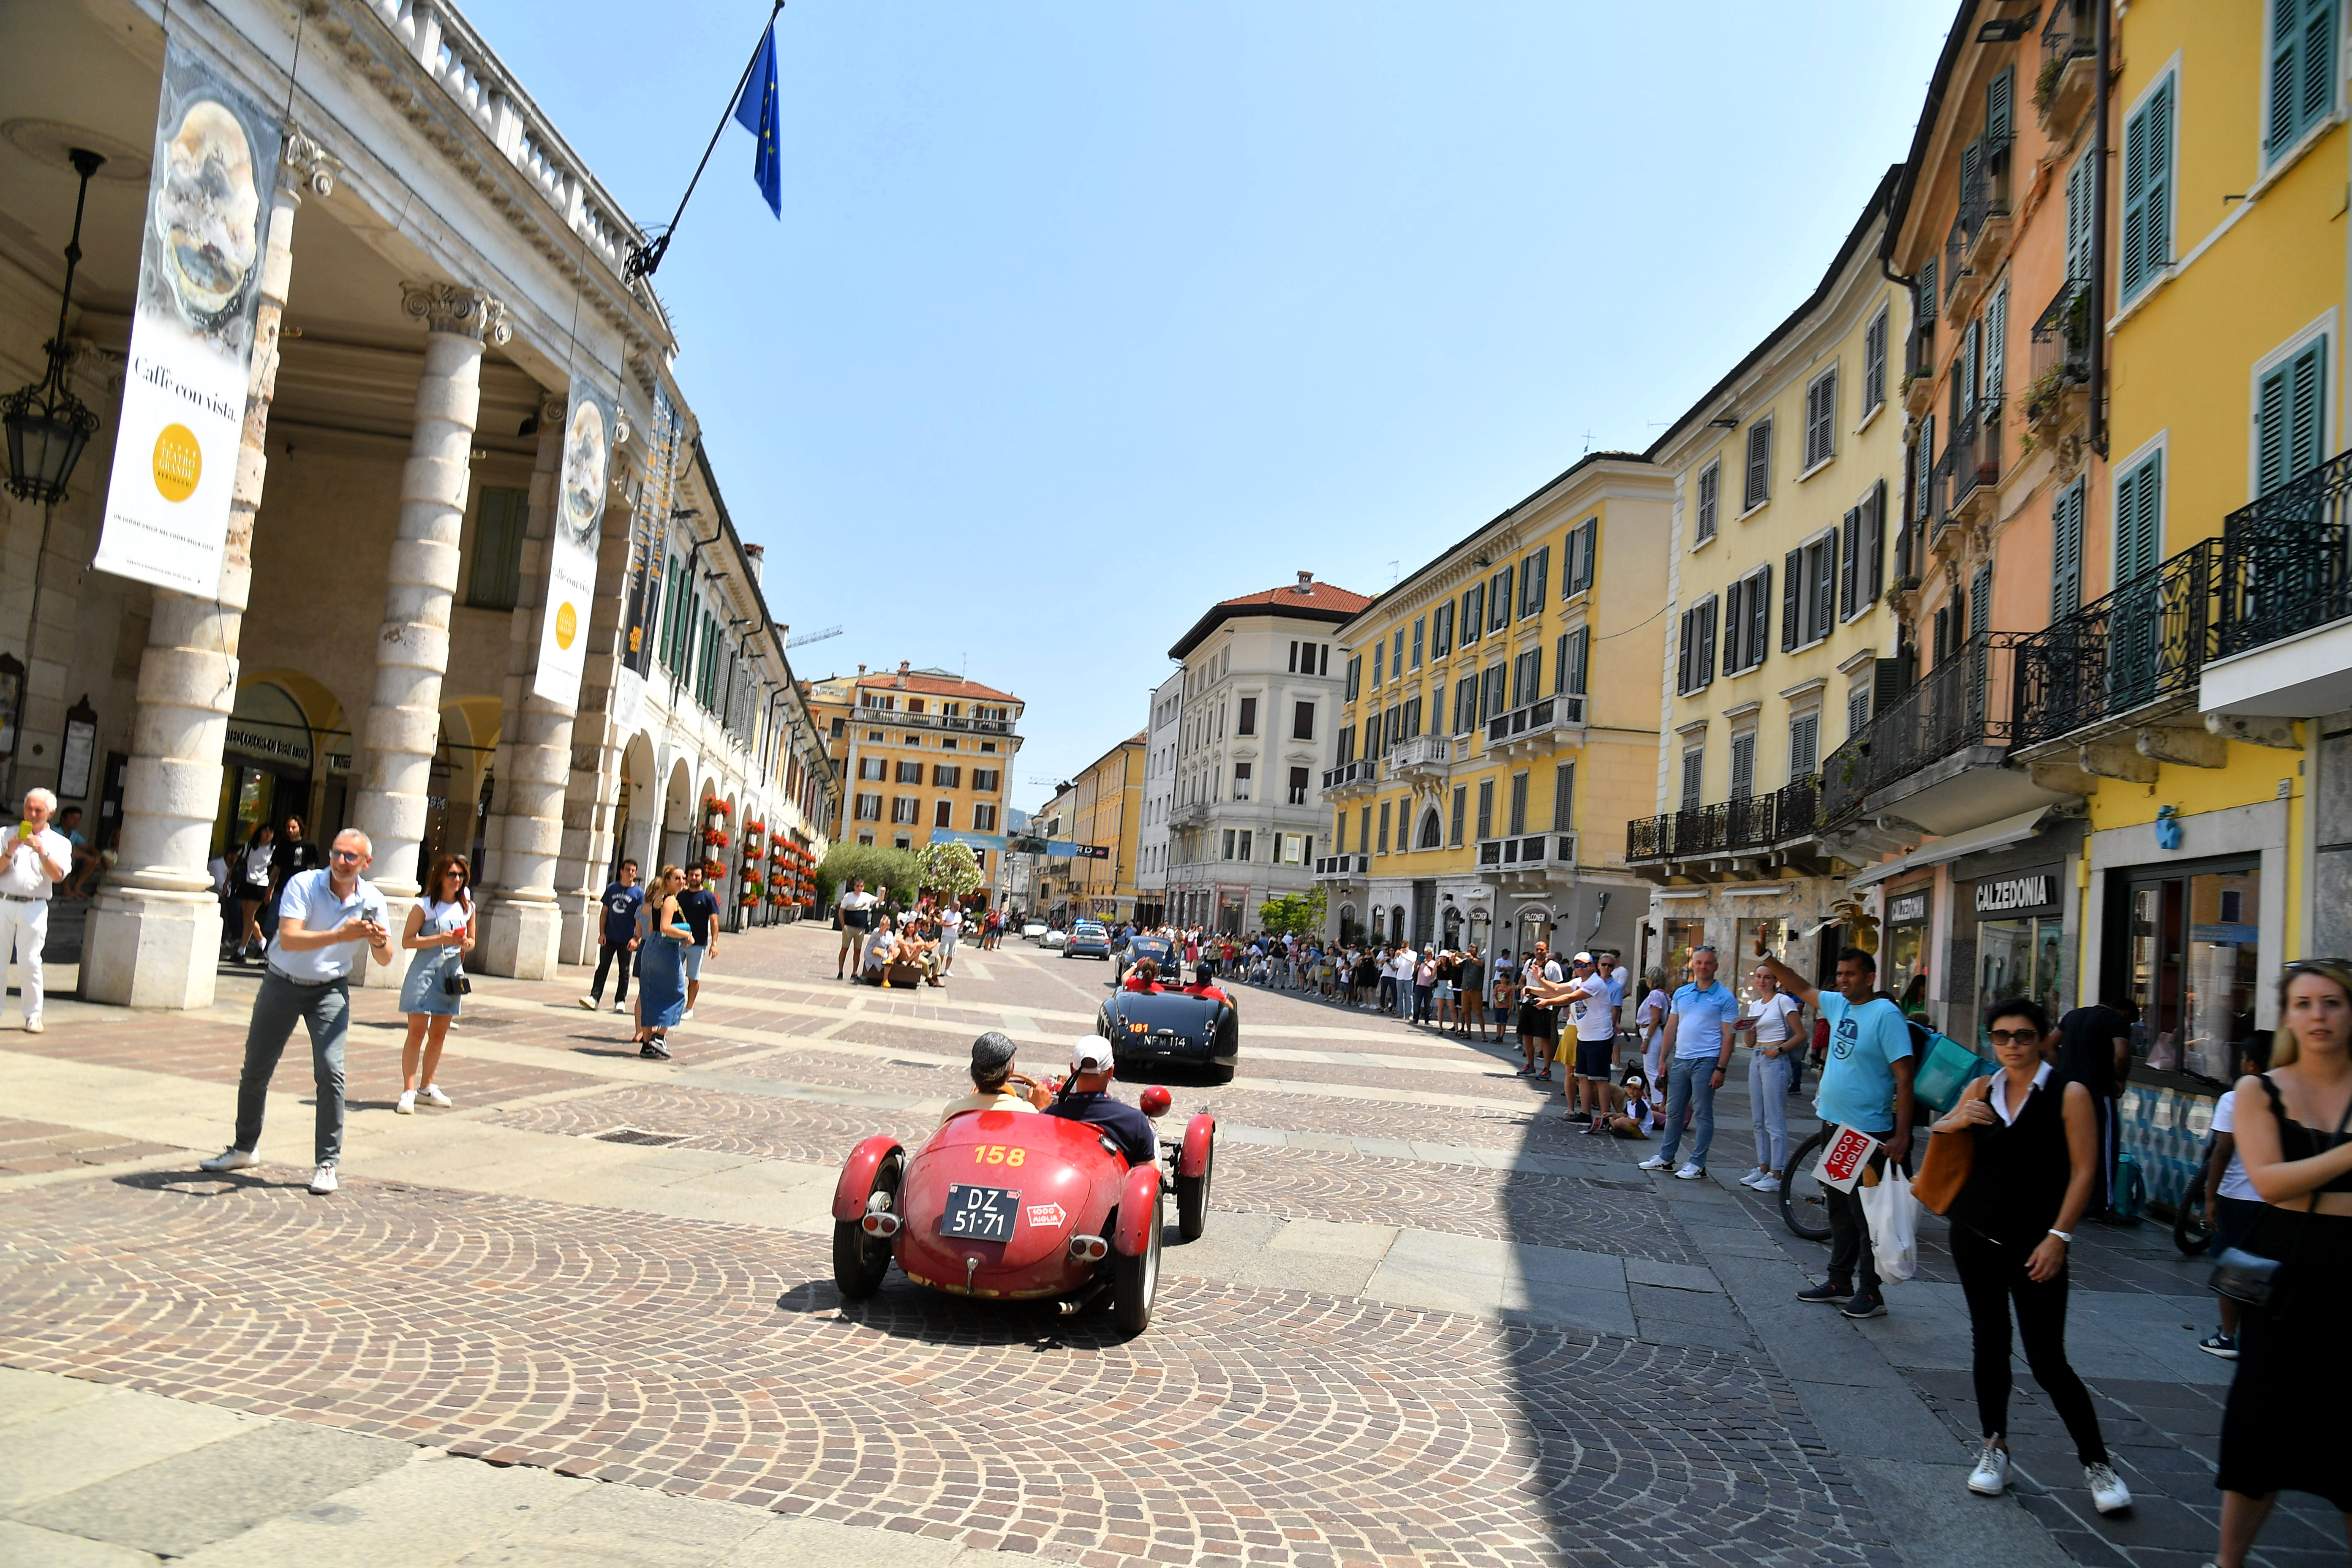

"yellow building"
[1033,735,1144,924]
[1323,452,1669,960]
[1632,173,1918,988]
[2001,0,2348,1124]
[806,662,1023,890]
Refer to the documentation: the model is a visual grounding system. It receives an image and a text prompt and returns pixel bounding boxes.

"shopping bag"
[1813,1125,1882,1192]
[1859,1165,1920,1283]
[1911,1032,1994,1116]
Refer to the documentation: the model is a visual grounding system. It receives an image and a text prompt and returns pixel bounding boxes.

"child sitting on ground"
[1590,1068,1655,1139]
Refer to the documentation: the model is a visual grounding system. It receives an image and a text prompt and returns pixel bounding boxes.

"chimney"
[1295,570,1314,593]
[742,542,765,583]
[857,663,866,677]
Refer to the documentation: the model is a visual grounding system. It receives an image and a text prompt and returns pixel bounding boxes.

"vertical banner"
[622,386,680,675]
[531,376,615,706]
[94,41,283,594]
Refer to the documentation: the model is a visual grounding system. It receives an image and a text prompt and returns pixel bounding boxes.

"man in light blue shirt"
[1640,946,1741,1179]
[201,829,395,1195]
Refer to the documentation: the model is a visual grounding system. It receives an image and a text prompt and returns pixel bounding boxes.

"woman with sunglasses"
[1933,996,2129,1518]
[2210,958,2352,1568]
[633,866,692,1059]
[395,853,474,1113]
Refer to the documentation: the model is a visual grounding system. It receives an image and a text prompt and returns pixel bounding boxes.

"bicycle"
[1780,1127,1832,1241]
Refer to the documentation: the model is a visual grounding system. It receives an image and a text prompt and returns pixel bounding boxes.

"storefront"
[214,683,319,859]
[1882,882,1931,1004]
[1960,861,2068,1042]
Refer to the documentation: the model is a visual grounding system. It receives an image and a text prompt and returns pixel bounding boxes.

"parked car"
[1065,921,1112,960]
[1021,920,1050,942]
[1042,928,1068,950]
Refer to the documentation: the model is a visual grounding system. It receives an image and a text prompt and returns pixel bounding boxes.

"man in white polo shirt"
[0,788,72,1033]
[201,828,394,1195]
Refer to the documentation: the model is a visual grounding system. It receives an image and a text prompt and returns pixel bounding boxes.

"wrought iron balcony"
[1484,694,1586,759]
[1387,734,1451,777]
[2037,0,2097,131]
[1958,140,2010,241]
[1320,757,1380,793]
[2014,542,2218,752]
[2028,279,2093,426]
[2216,447,2352,662]
[1312,853,1370,881]
[1625,774,1822,867]
[1822,633,2024,827]
[1931,401,2001,540]
[1475,833,1575,878]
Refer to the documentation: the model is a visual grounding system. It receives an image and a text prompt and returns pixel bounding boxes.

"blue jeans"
[233,970,350,1165]
[1748,1048,1792,1171]
[1658,1056,1719,1169]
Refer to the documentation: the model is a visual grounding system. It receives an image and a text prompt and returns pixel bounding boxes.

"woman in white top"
[396,853,475,1113]
[1734,964,1804,1192]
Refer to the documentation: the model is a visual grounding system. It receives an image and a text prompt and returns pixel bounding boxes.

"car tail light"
[860,1212,901,1237]
[1068,1234,1109,1262]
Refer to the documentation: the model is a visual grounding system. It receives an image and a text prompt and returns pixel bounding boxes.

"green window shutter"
[1959,138,1982,216]
[1780,549,1802,651]
[1982,283,2007,406]
[1969,563,1992,637]
[1987,65,2014,149]
[2257,338,2328,494]
[2270,0,2342,159]
[1919,260,1938,324]
[1914,414,1935,523]
[1723,579,1747,670]
[2065,155,2094,280]
[1748,566,1770,660]
[1569,628,1589,695]
[2122,77,2175,302]
[2117,452,2164,583]
[1677,610,1693,695]
[1862,480,1887,600]
[1552,763,1574,832]
[2052,479,2085,616]
[1839,507,1861,620]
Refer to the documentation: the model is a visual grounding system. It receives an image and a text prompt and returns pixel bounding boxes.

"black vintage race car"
[1096,985,1238,1083]
[1115,933,1178,986]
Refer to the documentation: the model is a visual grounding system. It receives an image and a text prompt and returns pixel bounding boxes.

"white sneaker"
[22,1017,41,1034]
[419,1085,452,1108]
[2084,1461,2132,1515]
[681,1008,694,1022]
[308,1164,338,1195]
[1752,1174,1782,1192]
[1637,1155,1670,1171]
[612,1002,628,1013]
[1738,1170,1766,1188]
[395,1091,416,1115]
[1674,1162,1706,1180]
[578,996,598,1010]
[200,1146,259,1172]
[1968,1439,2009,1496]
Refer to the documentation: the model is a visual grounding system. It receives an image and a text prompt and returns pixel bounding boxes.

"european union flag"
[731,19,781,218]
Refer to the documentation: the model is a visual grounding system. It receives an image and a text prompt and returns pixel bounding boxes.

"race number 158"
[971,1145,1026,1167]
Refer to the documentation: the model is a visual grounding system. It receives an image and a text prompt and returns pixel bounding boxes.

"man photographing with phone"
[201,828,395,1195]
[0,789,72,1033]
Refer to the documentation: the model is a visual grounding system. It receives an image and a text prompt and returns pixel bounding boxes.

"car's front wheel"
[1111,1192,1162,1332]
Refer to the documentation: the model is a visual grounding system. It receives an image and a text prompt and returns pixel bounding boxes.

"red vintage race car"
[830,1081,1216,1332]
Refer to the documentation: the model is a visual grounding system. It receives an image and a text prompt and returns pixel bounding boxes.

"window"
[979,741,996,753]
[1919,259,1938,326]
[1344,655,1360,700]
[1743,419,1772,510]
[1864,308,1888,415]
[1729,732,1757,800]
[1359,805,1372,854]
[1410,618,1425,670]
[1839,506,1863,621]
[857,756,885,781]
[2267,0,2340,163]
[1450,786,1467,847]
[1804,368,1837,470]
[1508,773,1529,836]
[1288,766,1309,806]
[1696,462,1720,544]
[829,716,845,738]
[1289,700,1315,742]
[1680,749,1704,812]
[973,803,997,831]
[1677,598,1718,694]
[1847,685,1871,738]
[1555,627,1590,696]
[466,485,529,610]
[1432,602,1454,658]
[2116,449,2164,585]
[2121,74,2175,302]
[858,831,874,846]
[934,800,953,828]
[1453,676,1478,734]
[1520,545,1549,615]
[972,768,1000,792]
[2257,335,2328,495]
[892,797,920,825]
[1564,518,1597,596]
[1393,628,1405,678]
[1859,479,1886,607]
[933,765,961,787]
[2051,478,2086,616]
[1788,712,1820,780]
[896,759,922,784]
[1232,761,1252,801]
[854,793,882,821]
[1417,809,1441,850]
[1784,531,1840,648]
[1511,648,1541,709]
[1237,697,1257,736]
[2065,152,2095,281]
[1460,583,1484,646]
[1913,413,1936,524]
[1981,282,2007,413]
[1372,640,1383,688]
[1970,562,1993,638]
[1488,566,1514,631]
[1223,828,1238,860]
[1475,779,1494,841]
[1552,762,1574,832]
[1481,662,1507,721]
[1376,803,1391,853]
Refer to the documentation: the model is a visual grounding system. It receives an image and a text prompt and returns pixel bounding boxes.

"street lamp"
[3,148,106,504]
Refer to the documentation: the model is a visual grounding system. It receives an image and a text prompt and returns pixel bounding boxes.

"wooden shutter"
[2065,154,2094,281]
[1463,584,1483,644]
[2257,339,2327,495]
[1568,628,1589,695]
[1697,464,1719,542]
[1696,599,1717,686]
[1677,609,1693,694]
[1919,260,1938,324]
[1873,656,1905,716]
[1806,374,1834,468]
[1969,563,1993,638]
[1933,604,1952,661]
[1552,763,1574,832]
[1524,545,1549,612]
[1781,550,1802,650]
[1839,506,1862,620]
[1745,422,1772,509]
[2270,0,2341,157]
[1729,733,1756,800]
[2052,479,2085,616]
[1490,566,1513,630]
[1961,318,1982,417]
[1748,567,1770,665]
[1680,750,1704,811]
[1959,138,1982,220]
[1865,310,1887,411]
[2123,77,2174,300]
[1862,480,1886,600]
[2117,453,2164,583]
[1813,534,1838,641]
[1982,283,2007,406]
[1788,712,1819,779]
[1722,579,1746,671]
[1987,66,2014,148]
[1433,602,1451,657]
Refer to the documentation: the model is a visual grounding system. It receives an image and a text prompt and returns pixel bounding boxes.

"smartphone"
[16,821,32,839]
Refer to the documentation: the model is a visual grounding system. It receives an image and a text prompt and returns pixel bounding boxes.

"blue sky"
[464,0,1955,814]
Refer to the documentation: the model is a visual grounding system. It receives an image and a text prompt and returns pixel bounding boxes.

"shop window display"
[1662,918,1706,984]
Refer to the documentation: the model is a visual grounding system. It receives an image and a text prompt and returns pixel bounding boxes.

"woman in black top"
[2212,958,2352,1568]
[1933,997,2129,1516]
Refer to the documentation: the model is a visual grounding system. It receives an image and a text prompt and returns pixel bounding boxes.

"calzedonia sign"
[1976,868,2061,916]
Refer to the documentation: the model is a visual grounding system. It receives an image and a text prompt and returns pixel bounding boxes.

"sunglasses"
[328,849,363,863]
[1986,1027,2042,1045]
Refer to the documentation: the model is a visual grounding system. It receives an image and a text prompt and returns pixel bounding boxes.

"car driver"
[939,1031,1053,1124]
[1045,1035,1159,1168]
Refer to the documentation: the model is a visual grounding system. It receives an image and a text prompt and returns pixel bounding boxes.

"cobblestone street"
[0,926,2310,1567]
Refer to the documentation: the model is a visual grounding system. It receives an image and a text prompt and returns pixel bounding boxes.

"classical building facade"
[1134,670,1181,928]
[2,0,833,1009]
[805,664,1021,885]
[1162,573,1367,934]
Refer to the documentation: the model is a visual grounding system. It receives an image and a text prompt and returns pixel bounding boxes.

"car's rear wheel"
[830,1151,901,1300]
[1176,1144,1213,1242]
[1111,1192,1162,1332]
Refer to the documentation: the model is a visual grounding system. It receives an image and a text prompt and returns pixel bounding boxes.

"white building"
[1162,573,1369,934]
[1134,670,1182,927]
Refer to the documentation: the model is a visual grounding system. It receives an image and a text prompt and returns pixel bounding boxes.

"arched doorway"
[1516,907,1552,958]
[1441,904,1463,947]
[1339,903,1360,944]
[1389,904,1406,943]
[662,759,694,870]
[217,681,314,860]
[1370,906,1385,939]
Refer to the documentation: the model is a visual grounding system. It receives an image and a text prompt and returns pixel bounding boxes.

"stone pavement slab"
[0,1386,261,1510]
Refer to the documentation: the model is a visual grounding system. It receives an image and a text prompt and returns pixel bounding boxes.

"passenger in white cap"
[1043,1034,1160,1168]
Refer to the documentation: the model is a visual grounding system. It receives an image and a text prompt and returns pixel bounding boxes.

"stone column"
[84,133,339,1009]
[349,280,506,985]
[476,391,574,978]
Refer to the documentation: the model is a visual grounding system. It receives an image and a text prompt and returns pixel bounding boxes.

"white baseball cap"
[1572,951,1595,964]
[1070,1034,1116,1072]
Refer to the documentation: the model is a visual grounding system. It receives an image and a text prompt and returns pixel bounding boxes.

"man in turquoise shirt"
[1756,934,1916,1321]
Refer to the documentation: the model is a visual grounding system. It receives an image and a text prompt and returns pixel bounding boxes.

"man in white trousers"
[0,789,72,1033]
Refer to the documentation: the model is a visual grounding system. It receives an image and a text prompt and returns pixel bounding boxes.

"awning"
[1846,806,2057,892]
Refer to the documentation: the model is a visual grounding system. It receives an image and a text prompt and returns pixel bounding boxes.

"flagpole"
[625,0,785,283]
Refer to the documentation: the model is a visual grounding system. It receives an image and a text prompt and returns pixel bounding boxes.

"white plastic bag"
[1857,1166,1919,1284]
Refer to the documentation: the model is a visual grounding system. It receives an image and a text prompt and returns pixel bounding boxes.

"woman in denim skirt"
[396,854,474,1114]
